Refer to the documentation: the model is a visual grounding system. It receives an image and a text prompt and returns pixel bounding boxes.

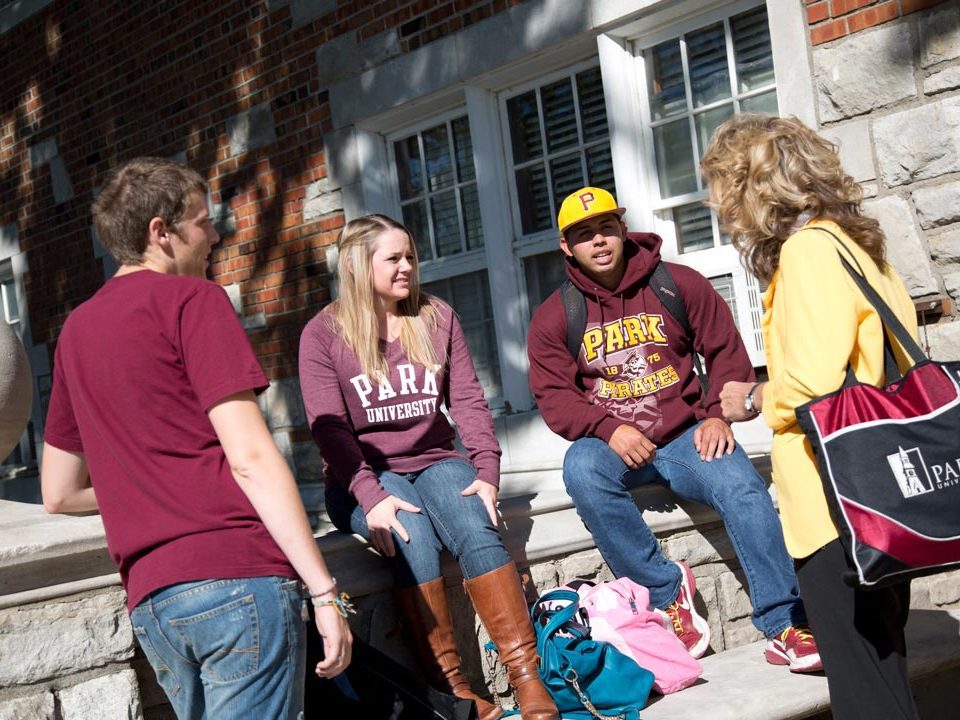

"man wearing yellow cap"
[527,186,821,672]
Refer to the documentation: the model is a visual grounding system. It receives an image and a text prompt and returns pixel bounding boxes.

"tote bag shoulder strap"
[811,227,926,367]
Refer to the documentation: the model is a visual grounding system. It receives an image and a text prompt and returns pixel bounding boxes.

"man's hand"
[609,424,657,468]
[365,495,421,557]
[693,417,735,461]
[313,603,353,678]
[461,478,499,525]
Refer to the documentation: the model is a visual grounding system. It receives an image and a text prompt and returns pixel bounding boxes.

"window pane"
[649,40,686,120]
[461,184,484,251]
[394,136,423,200]
[709,273,739,328]
[431,190,462,257]
[1,280,18,324]
[452,116,476,183]
[542,78,579,153]
[423,271,502,399]
[695,103,734,160]
[732,6,775,93]
[423,124,453,191]
[577,66,609,143]
[653,119,697,197]
[550,152,585,209]
[675,203,714,253]
[687,22,730,108]
[740,90,778,115]
[586,143,615,193]
[401,201,433,261]
[516,164,552,234]
[507,91,542,164]
[524,252,568,311]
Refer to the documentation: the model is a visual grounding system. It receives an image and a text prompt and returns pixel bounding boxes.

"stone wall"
[813,1,960,356]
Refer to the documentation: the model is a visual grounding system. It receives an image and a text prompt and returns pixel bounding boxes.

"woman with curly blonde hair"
[702,114,920,720]
[299,214,557,720]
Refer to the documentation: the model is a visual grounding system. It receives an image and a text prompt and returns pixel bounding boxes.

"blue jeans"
[130,577,306,720]
[325,458,511,587]
[563,422,805,638]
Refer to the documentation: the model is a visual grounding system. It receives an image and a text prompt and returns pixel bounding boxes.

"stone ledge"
[642,608,960,720]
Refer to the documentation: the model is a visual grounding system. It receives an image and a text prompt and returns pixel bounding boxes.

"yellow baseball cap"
[557,186,626,233]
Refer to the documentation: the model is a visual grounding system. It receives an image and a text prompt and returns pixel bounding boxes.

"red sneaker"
[765,625,823,673]
[657,561,710,659]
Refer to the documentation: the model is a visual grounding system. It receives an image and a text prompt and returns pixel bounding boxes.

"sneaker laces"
[783,625,815,645]
[664,602,684,635]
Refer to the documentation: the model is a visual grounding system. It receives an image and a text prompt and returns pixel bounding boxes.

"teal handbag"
[531,589,655,720]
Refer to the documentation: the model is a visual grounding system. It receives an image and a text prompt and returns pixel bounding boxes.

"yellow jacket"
[761,220,919,559]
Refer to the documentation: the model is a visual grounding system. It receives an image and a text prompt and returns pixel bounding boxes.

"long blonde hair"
[700,114,886,284]
[327,214,439,380]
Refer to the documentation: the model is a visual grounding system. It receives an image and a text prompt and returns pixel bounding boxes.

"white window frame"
[498,58,614,259]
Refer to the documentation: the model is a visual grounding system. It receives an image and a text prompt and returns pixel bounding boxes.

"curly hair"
[700,114,886,284]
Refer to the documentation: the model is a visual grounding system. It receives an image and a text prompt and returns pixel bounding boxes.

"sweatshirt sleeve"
[527,293,622,443]
[298,314,389,515]
[441,307,502,487]
[673,264,756,419]
[762,230,858,432]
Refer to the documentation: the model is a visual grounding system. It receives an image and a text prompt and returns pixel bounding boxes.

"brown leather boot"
[393,578,502,720]
[465,563,559,720]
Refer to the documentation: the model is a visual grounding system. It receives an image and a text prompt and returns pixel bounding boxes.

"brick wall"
[0,0,525,380]
[807,0,950,45]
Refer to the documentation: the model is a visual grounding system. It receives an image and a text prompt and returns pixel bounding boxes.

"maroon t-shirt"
[45,270,294,611]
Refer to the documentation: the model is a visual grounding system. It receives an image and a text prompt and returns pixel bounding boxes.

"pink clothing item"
[572,578,702,695]
[298,300,500,514]
[45,271,293,611]
[528,232,754,446]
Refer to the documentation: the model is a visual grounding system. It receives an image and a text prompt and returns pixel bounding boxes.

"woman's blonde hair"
[326,214,439,380]
[700,114,886,283]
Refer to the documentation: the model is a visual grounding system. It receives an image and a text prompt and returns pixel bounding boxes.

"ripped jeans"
[130,576,306,720]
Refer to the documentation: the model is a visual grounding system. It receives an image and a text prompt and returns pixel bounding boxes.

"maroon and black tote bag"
[795,236,960,588]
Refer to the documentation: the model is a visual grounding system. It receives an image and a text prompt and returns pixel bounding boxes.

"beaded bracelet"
[308,578,338,599]
[311,591,357,618]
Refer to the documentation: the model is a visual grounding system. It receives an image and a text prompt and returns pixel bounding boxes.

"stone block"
[0,223,18,258]
[924,570,960,606]
[223,282,242,315]
[929,227,960,262]
[257,376,306,429]
[303,178,343,221]
[943,271,960,299]
[821,119,875,182]
[661,527,734,566]
[720,616,764,650]
[0,692,55,720]
[241,312,266,330]
[557,548,609,586]
[693,572,722,651]
[919,2,960,68]
[925,65,960,95]
[814,22,916,122]
[0,589,135,686]
[528,561,560,592]
[874,96,960,187]
[716,570,753,622]
[315,29,400,86]
[292,440,324,482]
[924,319,960,361]
[912,180,960,229]
[58,669,142,720]
[226,103,277,156]
[862,195,938,296]
[28,137,57,168]
[48,155,75,205]
[210,201,236,237]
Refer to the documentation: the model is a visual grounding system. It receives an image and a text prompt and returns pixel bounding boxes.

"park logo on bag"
[887,446,960,498]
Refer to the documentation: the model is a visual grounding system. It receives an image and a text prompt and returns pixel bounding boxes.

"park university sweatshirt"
[527,232,754,447]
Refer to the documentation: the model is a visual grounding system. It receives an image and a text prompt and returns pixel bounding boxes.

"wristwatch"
[744,383,760,414]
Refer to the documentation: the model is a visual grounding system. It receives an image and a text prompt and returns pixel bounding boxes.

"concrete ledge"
[642,608,960,720]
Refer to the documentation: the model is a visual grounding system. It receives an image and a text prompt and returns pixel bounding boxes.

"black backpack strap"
[649,262,709,398]
[561,279,587,359]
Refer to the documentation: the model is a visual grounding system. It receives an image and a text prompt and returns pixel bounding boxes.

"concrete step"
[640,608,960,720]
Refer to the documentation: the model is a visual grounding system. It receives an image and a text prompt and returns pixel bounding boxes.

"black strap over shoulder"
[560,262,709,399]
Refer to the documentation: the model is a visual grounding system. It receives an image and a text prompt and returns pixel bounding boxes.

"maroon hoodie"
[527,232,754,446]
